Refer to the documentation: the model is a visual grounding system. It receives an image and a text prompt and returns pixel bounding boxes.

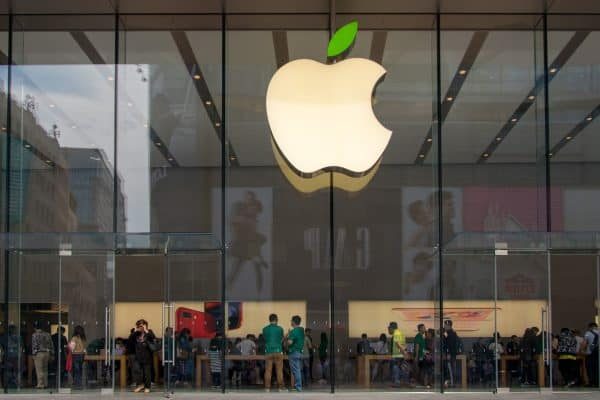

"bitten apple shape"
[266,58,392,176]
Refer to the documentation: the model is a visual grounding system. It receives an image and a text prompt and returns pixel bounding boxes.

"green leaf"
[327,21,358,58]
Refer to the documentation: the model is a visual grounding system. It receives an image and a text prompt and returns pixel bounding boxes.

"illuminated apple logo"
[266,21,392,185]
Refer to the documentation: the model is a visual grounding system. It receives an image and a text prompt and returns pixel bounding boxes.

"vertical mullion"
[2,12,13,394]
[543,13,551,233]
[435,11,444,394]
[328,0,336,394]
[220,3,227,394]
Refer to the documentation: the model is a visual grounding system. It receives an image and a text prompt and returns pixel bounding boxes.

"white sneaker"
[133,385,144,393]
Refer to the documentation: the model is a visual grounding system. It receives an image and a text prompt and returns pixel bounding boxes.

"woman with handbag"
[129,319,156,393]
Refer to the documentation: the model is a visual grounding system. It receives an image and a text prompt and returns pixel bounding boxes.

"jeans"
[211,372,221,387]
[72,354,85,388]
[303,357,311,385]
[587,353,599,387]
[134,361,152,389]
[391,358,407,384]
[289,351,303,391]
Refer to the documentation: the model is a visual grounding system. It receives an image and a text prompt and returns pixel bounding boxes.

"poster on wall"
[348,300,546,338]
[401,187,462,300]
[212,187,273,300]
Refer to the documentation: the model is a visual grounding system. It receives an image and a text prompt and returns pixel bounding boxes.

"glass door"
[164,251,222,394]
[5,249,114,394]
[550,254,600,391]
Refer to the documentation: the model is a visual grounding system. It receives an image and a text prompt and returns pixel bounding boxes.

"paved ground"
[1,391,600,399]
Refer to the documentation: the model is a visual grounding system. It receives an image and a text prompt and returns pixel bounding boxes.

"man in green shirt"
[262,313,284,392]
[414,323,427,385]
[286,315,305,391]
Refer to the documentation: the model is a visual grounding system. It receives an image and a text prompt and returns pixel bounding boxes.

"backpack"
[557,333,577,355]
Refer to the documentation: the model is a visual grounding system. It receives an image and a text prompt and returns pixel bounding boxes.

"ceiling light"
[549,68,557,74]
[528,95,535,101]
[127,102,133,107]
[458,69,467,76]
[49,104,55,108]
[155,142,162,147]
[483,153,489,158]
[205,100,212,106]
[496,137,502,141]
[168,157,174,162]
[566,136,572,140]
[426,137,432,143]
[548,152,553,157]
[143,123,148,128]
[587,116,593,121]
[418,154,425,158]
[1,126,5,131]
[24,143,31,149]
[45,159,52,164]
[193,74,201,80]
[446,96,453,102]
[215,122,221,127]
[511,118,518,123]
[107,76,114,81]
[71,125,77,129]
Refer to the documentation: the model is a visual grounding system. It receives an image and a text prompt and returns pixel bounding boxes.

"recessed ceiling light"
[528,95,535,101]
[1,126,5,131]
[107,76,114,81]
[45,159,52,164]
[587,116,593,121]
[446,96,453,102]
[458,69,467,76]
[549,152,553,156]
[418,154,425,158]
[193,74,201,80]
[49,104,55,108]
[205,100,212,106]
[426,137,432,143]
[168,157,174,162]
[71,125,77,129]
[215,122,221,127]
[143,123,148,128]
[566,136,572,140]
[483,153,489,158]
[549,68,557,74]
[127,102,133,107]
[496,137,502,141]
[155,142,162,147]
[511,118,518,123]
[24,143,31,149]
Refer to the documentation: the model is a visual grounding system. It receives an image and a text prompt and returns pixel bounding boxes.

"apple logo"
[266,21,392,187]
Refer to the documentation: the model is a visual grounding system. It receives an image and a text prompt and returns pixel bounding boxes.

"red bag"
[65,348,73,372]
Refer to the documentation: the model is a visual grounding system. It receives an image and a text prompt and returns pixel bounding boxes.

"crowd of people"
[2,317,600,391]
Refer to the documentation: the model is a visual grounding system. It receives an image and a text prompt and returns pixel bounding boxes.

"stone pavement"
[1,391,600,399]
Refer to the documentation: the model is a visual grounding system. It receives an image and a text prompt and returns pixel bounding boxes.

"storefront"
[1,0,600,395]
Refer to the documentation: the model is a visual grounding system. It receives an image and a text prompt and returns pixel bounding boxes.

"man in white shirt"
[238,334,257,355]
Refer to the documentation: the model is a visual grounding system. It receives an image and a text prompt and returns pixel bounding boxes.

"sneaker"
[133,385,145,393]
[144,388,150,393]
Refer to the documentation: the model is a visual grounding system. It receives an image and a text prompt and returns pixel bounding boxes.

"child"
[208,336,223,389]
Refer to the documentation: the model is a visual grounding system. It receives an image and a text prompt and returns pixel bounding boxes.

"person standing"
[556,327,578,387]
[286,315,304,392]
[305,328,315,383]
[584,322,599,387]
[369,333,388,384]
[208,334,223,389]
[413,324,427,386]
[442,320,460,388]
[263,313,284,392]
[129,319,156,393]
[388,321,408,387]
[32,322,54,389]
[51,326,68,386]
[69,326,87,389]
[318,332,329,383]
[302,328,314,385]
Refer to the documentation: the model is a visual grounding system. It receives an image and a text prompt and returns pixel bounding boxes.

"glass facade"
[0,3,599,395]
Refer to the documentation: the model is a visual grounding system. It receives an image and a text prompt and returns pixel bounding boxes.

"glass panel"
[10,15,116,234]
[331,14,439,392]
[117,15,222,235]
[7,251,60,393]
[59,251,114,393]
[440,14,547,393]
[165,252,222,393]
[225,14,331,393]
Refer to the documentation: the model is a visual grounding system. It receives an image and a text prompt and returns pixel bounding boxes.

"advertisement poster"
[212,187,273,300]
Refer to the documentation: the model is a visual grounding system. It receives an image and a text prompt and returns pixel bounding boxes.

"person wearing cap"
[387,321,408,386]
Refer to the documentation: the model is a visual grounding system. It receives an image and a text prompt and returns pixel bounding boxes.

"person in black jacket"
[442,320,460,388]
[128,319,156,393]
